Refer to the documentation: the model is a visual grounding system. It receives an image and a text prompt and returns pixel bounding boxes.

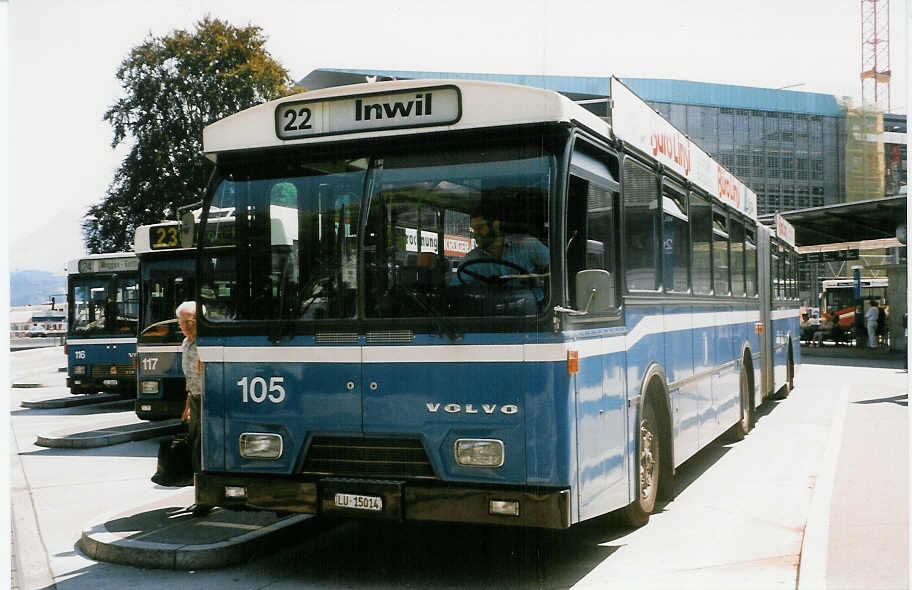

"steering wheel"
[456,257,530,285]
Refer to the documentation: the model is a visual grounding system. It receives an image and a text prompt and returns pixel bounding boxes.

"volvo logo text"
[425,403,519,415]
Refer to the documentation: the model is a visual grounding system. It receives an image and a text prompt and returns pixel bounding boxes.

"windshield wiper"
[393,285,462,342]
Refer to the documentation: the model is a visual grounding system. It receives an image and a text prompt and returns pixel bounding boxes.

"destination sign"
[78,256,138,274]
[149,224,181,250]
[275,86,461,140]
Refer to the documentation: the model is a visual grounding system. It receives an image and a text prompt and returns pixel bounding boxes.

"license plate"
[334,493,383,511]
[103,379,118,386]
[140,404,152,411]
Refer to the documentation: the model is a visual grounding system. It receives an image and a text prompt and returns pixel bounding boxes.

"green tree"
[83,17,294,252]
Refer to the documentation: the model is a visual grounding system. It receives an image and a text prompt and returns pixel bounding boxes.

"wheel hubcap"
[639,418,657,502]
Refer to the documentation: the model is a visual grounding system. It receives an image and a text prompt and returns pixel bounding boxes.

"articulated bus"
[190,78,800,528]
[66,253,139,395]
[133,211,236,420]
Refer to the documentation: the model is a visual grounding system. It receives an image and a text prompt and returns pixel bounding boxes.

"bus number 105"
[237,376,286,404]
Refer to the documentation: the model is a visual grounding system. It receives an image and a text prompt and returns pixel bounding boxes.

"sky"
[4,0,909,273]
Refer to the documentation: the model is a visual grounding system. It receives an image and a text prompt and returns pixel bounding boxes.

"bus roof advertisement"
[775,214,796,246]
[610,78,757,220]
[276,86,461,140]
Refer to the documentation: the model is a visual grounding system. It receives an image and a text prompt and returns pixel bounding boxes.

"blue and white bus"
[66,253,139,395]
[133,211,236,419]
[191,78,800,528]
[133,220,197,420]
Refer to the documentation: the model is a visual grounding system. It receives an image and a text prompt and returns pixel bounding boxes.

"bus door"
[565,149,627,518]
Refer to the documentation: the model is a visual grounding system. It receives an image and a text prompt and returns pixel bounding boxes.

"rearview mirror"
[575,269,616,314]
[180,212,195,248]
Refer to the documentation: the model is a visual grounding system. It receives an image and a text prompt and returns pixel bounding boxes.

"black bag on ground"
[151,435,193,487]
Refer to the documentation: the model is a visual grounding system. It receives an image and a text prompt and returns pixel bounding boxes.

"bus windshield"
[139,256,196,342]
[69,276,139,336]
[199,140,554,326]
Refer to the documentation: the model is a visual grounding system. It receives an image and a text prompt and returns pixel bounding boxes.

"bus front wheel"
[618,401,660,528]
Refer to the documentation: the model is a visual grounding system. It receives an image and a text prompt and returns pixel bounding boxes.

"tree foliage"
[83,17,294,252]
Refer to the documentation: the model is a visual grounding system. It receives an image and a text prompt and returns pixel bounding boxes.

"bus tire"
[786,341,795,392]
[775,342,794,400]
[618,401,661,528]
[730,366,753,441]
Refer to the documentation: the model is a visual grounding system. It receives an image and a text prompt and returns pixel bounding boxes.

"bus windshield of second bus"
[70,274,139,336]
[200,140,555,328]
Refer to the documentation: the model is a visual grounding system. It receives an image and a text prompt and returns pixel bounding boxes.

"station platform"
[35,417,185,449]
[78,488,320,570]
[20,392,131,410]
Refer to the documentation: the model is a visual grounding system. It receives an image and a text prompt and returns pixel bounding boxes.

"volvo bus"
[133,219,196,420]
[190,78,800,528]
[133,210,236,420]
[66,253,139,395]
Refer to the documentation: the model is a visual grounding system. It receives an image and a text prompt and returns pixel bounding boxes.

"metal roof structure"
[759,195,907,246]
[299,68,846,116]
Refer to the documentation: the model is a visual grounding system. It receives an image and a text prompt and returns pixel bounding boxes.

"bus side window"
[745,226,757,297]
[690,191,712,295]
[730,217,746,297]
[623,159,659,291]
[662,179,689,293]
[567,152,618,312]
[712,207,730,296]
[568,176,617,309]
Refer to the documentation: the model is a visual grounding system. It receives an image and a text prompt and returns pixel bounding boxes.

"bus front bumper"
[195,473,571,529]
[135,398,186,420]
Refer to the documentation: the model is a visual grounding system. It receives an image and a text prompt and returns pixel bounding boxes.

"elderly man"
[176,301,210,515]
[177,301,201,472]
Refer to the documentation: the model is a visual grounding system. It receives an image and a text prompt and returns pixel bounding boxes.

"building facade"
[299,69,906,215]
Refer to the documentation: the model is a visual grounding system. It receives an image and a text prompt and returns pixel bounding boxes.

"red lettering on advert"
[650,131,691,176]
[717,165,741,209]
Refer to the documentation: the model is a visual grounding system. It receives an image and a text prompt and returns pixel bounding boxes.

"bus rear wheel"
[776,343,794,400]
[730,367,752,441]
[618,401,660,528]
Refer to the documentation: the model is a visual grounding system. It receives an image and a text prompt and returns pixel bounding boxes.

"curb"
[797,385,849,590]
[21,393,129,409]
[10,433,57,590]
[36,419,184,449]
[78,505,323,570]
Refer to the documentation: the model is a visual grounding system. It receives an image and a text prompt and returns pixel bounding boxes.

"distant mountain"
[10,270,67,306]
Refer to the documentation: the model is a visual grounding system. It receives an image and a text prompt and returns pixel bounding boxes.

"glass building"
[299,69,906,215]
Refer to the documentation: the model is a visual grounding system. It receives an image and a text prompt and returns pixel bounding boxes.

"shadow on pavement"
[853,393,908,407]
[18,438,162,459]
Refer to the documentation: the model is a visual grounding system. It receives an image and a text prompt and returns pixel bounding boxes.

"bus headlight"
[239,433,283,459]
[72,365,86,376]
[455,439,504,467]
[140,380,160,394]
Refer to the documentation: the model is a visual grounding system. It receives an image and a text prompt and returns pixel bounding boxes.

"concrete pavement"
[10,345,909,588]
[798,347,909,590]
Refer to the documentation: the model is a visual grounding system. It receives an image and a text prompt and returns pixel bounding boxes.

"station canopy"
[758,195,907,247]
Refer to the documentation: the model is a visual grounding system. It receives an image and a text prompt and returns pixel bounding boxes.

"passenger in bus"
[460,208,549,284]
